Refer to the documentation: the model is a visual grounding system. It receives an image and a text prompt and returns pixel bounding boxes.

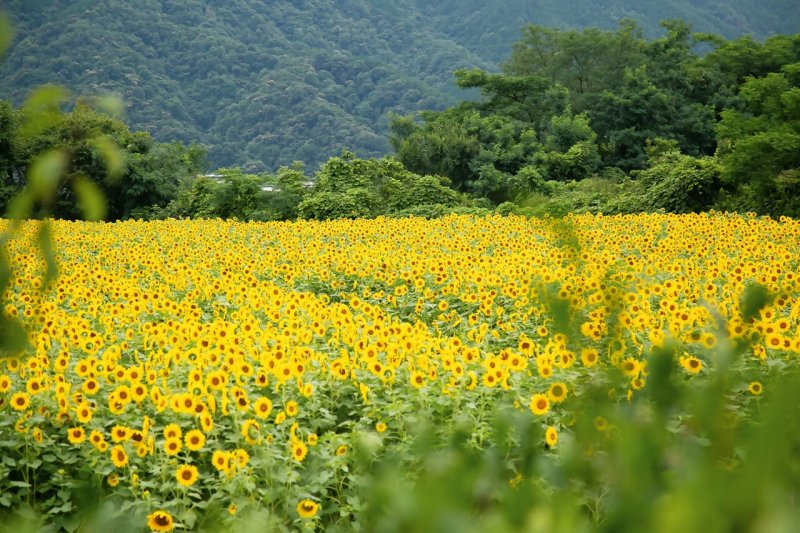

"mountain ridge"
[1,0,798,171]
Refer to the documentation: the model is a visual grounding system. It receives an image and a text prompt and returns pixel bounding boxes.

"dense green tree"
[716,64,800,216]
[390,110,482,190]
[590,65,715,169]
[382,174,460,213]
[634,140,721,213]
[391,106,603,201]
[703,34,800,87]
[1,99,205,219]
[0,100,18,208]
[504,20,648,109]
[298,151,475,220]
[256,163,309,221]
[453,70,569,127]
[208,168,268,220]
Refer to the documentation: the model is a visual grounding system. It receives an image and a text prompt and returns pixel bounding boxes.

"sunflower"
[581,348,600,368]
[111,425,130,443]
[75,403,92,424]
[164,437,182,456]
[545,426,558,448]
[529,393,550,416]
[683,356,703,375]
[130,382,147,403]
[212,450,230,472]
[409,371,425,389]
[748,381,763,396]
[163,423,182,440]
[106,472,119,487]
[111,445,129,468]
[234,448,249,469]
[252,397,273,419]
[10,392,30,411]
[241,419,261,445]
[200,414,214,433]
[375,422,387,433]
[296,499,320,519]
[285,400,299,417]
[547,382,568,403]
[26,378,43,396]
[291,440,308,462]
[335,444,348,456]
[176,464,199,487]
[147,509,174,532]
[620,357,641,378]
[67,427,86,445]
[184,429,206,451]
[0,374,11,393]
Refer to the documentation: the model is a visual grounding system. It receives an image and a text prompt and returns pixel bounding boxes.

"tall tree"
[716,63,800,215]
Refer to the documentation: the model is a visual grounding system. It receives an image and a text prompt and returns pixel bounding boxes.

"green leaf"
[741,283,773,323]
[184,509,198,529]
[0,316,28,357]
[73,175,108,221]
[0,14,12,57]
[90,135,126,180]
[61,514,82,533]
[94,95,125,118]
[37,220,58,289]
[28,150,68,203]
[20,85,68,138]
[5,190,34,221]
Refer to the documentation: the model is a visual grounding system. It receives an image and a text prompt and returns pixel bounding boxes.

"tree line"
[2,19,799,221]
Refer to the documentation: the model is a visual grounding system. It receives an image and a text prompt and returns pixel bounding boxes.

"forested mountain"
[1,0,798,171]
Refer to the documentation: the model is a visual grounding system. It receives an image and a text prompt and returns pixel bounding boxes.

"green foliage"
[164,168,270,220]
[297,189,376,221]
[2,1,797,171]
[388,204,494,219]
[504,20,648,110]
[635,142,722,213]
[299,151,470,220]
[255,163,309,221]
[382,174,460,213]
[392,107,605,202]
[391,19,800,218]
[0,0,498,171]
[515,177,646,218]
[164,176,220,219]
[0,97,205,220]
[716,63,800,216]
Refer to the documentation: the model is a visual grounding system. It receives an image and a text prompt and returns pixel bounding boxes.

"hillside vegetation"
[1,0,799,170]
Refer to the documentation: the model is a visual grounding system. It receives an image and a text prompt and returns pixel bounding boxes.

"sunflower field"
[1,213,800,532]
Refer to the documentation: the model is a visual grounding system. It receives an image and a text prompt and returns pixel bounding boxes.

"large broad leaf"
[36,220,58,290]
[19,85,68,138]
[741,283,773,323]
[0,315,28,357]
[90,135,127,182]
[27,150,68,204]
[0,14,12,57]
[73,175,108,221]
[93,94,125,119]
